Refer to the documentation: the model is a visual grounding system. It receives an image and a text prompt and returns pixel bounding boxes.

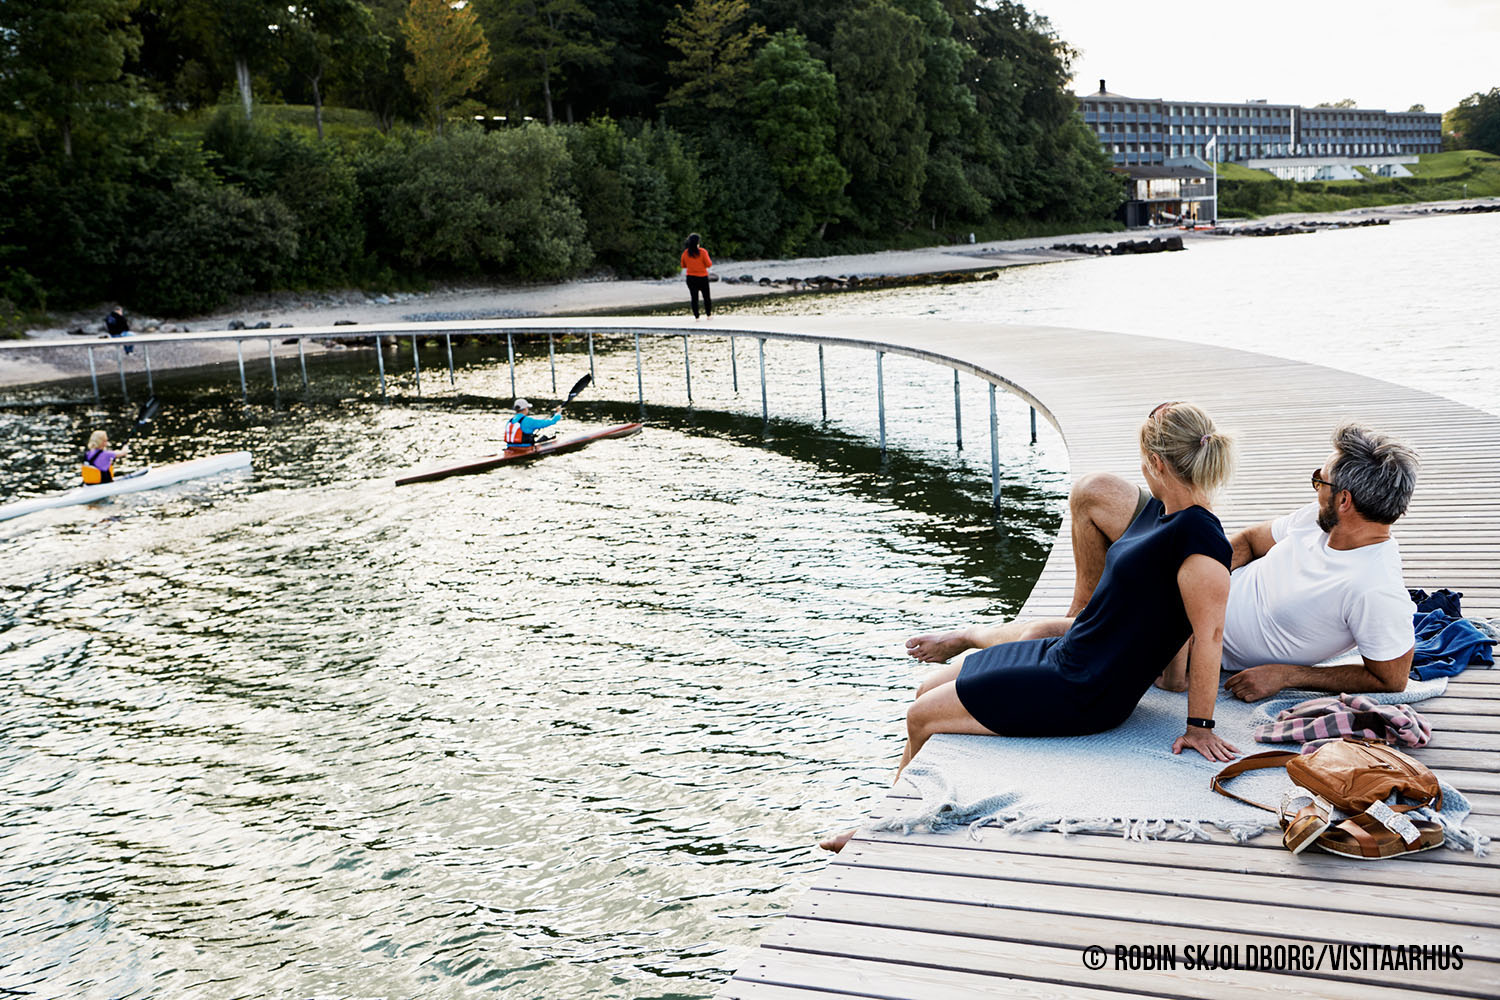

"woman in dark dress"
[822,401,1241,852]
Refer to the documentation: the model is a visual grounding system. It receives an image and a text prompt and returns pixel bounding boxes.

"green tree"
[746,30,848,247]
[830,0,927,232]
[894,0,981,226]
[563,118,703,274]
[0,0,144,160]
[402,0,491,134]
[358,127,589,277]
[1448,88,1500,156]
[1316,98,1359,108]
[280,0,379,140]
[663,0,767,111]
[478,0,611,125]
[175,0,283,121]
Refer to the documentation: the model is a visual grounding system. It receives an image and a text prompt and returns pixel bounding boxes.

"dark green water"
[0,335,1065,998]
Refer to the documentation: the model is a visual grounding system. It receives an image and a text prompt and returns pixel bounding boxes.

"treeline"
[0,0,1123,318]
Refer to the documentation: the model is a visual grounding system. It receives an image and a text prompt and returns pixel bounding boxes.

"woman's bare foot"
[905,630,973,663]
[818,828,857,853]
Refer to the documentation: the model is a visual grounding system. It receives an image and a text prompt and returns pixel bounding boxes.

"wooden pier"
[691,317,1500,1000]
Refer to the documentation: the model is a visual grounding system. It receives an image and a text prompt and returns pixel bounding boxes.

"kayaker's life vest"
[505,414,534,449]
[81,448,114,485]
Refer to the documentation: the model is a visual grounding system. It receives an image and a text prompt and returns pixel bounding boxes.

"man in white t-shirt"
[906,422,1420,701]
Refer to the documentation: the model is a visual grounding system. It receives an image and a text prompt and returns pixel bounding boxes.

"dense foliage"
[0,0,1124,317]
[1446,88,1500,157]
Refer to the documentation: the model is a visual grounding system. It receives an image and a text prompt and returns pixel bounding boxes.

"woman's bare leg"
[821,681,998,853]
[906,617,1072,664]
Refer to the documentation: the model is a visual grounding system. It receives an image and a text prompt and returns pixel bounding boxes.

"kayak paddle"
[561,373,592,407]
[134,395,160,429]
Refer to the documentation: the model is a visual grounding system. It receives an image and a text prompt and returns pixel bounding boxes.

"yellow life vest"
[81,449,112,484]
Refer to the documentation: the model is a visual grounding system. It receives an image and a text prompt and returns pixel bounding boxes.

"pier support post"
[954,370,963,450]
[507,333,516,398]
[237,341,248,405]
[299,339,309,391]
[758,337,768,422]
[683,335,692,404]
[445,334,454,386]
[143,344,154,395]
[989,384,1000,507]
[731,335,738,393]
[635,333,644,404]
[375,336,387,400]
[588,332,595,384]
[411,336,421,396]
[117,347,129,403]
[87,347,99,404]
[267,339,278,394]
[818,345,827,422]
[548,333,556,393]
[1030,406,1038,445]
[877,351,886,454]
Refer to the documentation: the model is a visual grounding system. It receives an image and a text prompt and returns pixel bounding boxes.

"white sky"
[1023,0,1498,113]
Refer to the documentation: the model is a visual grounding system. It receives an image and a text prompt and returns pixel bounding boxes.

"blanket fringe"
[882,811,1269,845]
[1415,805,1492,857]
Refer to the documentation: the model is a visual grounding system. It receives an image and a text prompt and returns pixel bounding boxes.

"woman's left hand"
[1172,726,1240,762]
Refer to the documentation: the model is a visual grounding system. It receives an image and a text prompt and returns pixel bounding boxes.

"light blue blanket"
[874,676,1489,854]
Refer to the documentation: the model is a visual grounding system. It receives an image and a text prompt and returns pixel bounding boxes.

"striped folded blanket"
[1253,692,1432,748]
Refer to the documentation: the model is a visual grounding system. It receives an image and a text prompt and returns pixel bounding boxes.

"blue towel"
[1410,608,1496,680]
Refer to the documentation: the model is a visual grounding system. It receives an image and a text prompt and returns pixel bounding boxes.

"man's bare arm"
[1224,647,1414,701]
[1228,519,1276,571]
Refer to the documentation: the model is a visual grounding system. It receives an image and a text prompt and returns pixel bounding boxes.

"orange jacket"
[680,248,712,277]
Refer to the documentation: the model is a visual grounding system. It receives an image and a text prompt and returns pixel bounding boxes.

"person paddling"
[504,398,563,451]
[81,430,128,484]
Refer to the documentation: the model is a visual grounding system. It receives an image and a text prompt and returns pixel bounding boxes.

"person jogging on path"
[504,398,562,451]
[680,233,713,320]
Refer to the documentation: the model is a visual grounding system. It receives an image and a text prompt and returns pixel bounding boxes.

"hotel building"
[1078,81,1442,182]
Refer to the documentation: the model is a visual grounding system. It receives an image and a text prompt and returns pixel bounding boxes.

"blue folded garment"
[1410,608,1497,680]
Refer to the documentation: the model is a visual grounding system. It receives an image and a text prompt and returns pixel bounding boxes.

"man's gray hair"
[1329,422,1419,524]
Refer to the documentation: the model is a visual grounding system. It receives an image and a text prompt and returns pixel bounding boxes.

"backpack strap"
[1211,750,1300,814]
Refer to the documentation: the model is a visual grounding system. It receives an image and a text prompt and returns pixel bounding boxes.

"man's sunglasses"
[1311,470,1337,491]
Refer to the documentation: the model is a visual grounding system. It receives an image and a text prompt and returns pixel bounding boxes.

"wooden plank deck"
[642,317,1500,1000]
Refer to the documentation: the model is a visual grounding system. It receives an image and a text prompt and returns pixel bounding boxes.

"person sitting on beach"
[908,422,1419,703]
[104,305,134,355]
[504,398,562,451]
[821,402,1240,853]
[81,430,128,484]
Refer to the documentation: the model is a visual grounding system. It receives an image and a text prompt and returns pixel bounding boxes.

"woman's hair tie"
[1200,434,1211,446]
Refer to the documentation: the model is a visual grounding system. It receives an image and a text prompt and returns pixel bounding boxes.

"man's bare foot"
[1153,672,1188,692]
[905,630,972,664]
[818,828,857,853]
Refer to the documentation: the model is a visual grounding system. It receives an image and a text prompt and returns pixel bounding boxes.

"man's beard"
[1316,495,1340,532]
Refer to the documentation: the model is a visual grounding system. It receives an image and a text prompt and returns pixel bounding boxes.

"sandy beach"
[3,197,1495,390]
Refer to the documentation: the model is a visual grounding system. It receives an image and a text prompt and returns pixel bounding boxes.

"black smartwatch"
[1186,717,1215,729]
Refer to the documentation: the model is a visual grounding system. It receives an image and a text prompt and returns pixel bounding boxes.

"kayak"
[0,451,253,522]
[396,423,642,486]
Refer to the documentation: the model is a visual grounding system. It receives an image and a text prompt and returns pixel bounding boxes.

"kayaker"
[81,430,128,484]
[504,398,562,451]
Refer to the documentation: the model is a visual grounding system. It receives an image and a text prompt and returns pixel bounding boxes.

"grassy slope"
[1223,150,1500,216]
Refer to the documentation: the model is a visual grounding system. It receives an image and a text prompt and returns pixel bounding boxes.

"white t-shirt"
[1222,502,1415,671]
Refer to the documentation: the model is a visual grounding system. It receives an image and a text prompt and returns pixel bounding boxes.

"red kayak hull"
[395,423,643,485]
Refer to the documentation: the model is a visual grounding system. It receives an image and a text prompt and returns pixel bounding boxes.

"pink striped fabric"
[1253,693,1433,748]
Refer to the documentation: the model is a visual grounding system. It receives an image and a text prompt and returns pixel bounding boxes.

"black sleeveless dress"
[955,497,1231,736]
